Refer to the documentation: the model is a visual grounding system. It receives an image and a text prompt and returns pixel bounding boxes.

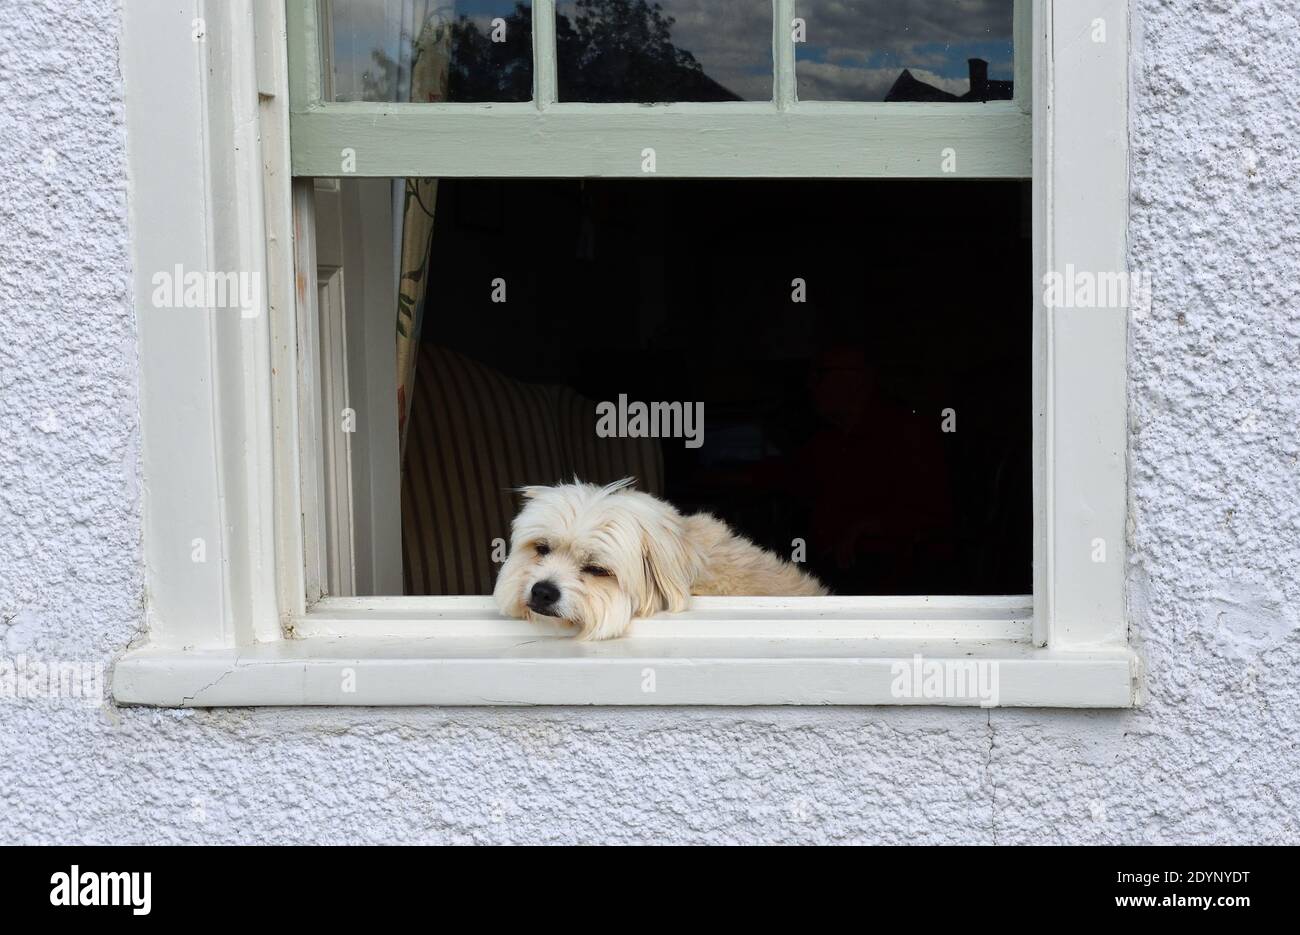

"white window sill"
[112,598,1137,707]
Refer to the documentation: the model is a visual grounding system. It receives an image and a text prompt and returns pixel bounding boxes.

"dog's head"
[492,478,701,640]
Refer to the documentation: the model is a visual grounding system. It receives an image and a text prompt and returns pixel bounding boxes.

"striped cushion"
[401,344,665,595]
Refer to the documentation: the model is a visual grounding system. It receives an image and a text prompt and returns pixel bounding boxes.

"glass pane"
[795,0,1015,102]
[556,0,772,102]
[325,0,534,102]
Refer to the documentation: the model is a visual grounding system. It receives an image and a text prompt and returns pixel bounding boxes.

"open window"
[312,176,1033,601]
[295,0,1034,604]
[113,0,1137,707]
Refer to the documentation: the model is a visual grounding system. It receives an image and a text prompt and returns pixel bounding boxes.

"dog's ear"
[638,517,701,615]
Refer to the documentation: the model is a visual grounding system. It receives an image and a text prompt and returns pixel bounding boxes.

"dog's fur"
[493,478,827,640]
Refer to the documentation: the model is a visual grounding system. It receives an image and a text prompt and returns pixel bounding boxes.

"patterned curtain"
[396,8,452,457]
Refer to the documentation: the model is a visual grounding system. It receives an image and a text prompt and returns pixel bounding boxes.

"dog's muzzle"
[527,580,561,615]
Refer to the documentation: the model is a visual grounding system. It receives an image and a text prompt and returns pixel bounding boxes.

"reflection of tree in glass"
[447,4,534,102]
[359,47,407,102]
[558,0,739,101]
[359,6,534,103]
[360,0,737,103]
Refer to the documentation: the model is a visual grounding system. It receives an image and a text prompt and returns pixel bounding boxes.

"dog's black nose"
[530,580,560,608]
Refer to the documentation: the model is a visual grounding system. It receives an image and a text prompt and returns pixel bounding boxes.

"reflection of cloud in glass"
[795,0,1014,102]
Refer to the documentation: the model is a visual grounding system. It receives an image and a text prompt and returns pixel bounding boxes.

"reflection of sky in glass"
[556,0,773,102]
[795,0,1014,101]
[328,0,530,101]
[326,1,1013,104]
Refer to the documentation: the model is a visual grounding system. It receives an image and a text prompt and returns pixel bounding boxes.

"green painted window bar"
[285,0,1032,178]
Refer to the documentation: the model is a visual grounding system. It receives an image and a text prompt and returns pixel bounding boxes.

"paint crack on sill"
[178,666,238,707]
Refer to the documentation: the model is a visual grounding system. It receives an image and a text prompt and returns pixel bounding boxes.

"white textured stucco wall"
[1,0,1297,844]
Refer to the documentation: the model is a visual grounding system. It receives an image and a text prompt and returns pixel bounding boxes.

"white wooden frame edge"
[113,0,1137,707]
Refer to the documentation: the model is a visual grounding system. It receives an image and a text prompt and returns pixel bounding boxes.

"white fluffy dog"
[493,478,827,640]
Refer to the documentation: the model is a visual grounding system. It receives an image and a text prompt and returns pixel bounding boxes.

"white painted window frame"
[298,178,405,599]
[113,0,1138,707]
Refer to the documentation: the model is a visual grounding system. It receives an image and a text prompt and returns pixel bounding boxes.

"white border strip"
[113,638,1134,707]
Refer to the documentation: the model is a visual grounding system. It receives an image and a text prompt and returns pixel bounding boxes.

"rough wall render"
[0,0,1297,844]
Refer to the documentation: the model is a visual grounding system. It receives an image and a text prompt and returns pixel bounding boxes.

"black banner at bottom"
[6,845,1284,920]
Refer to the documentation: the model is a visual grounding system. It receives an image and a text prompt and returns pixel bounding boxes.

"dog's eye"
[582,564,610,577]
[535,542,550,556]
